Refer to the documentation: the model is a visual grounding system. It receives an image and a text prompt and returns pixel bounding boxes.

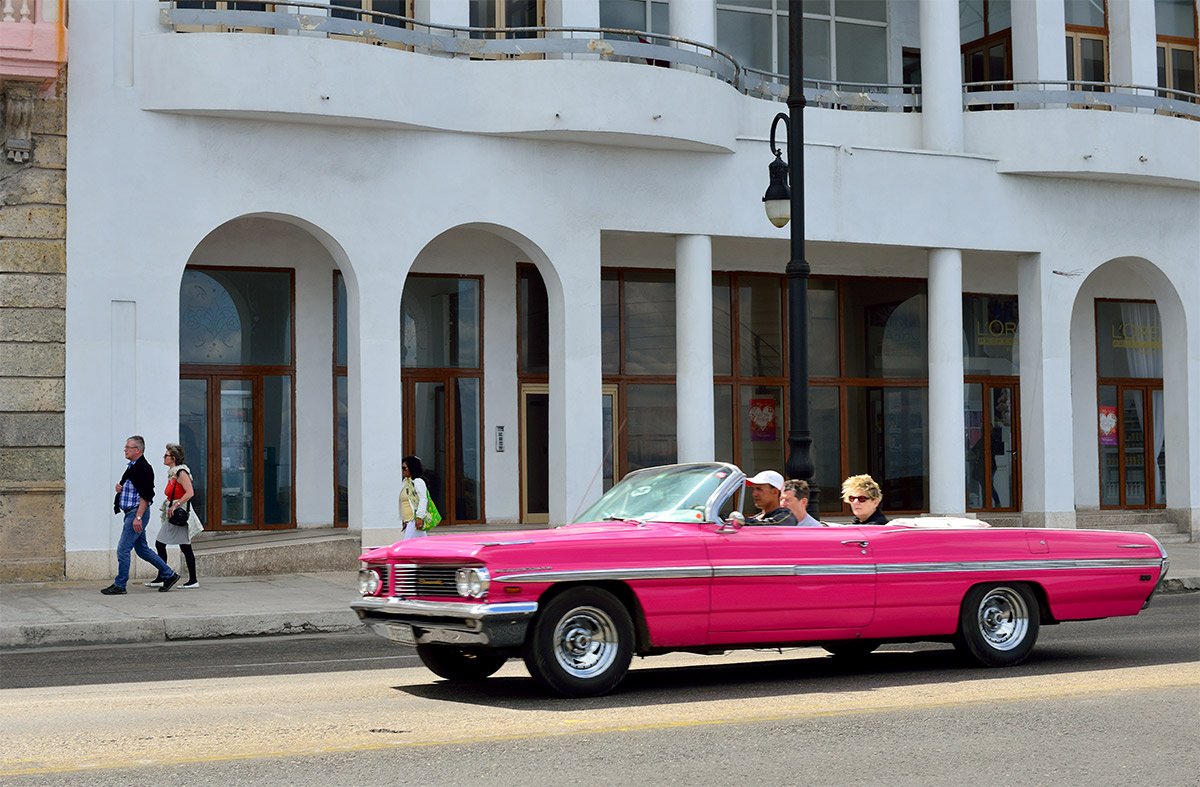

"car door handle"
[841,539,869,548]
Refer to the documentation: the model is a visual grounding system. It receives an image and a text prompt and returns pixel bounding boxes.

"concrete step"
[1075,521,1185,538]
[1074,511,1171,529]
[186,528,362,577]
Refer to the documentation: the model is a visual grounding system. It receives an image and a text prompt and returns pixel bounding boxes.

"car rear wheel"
[416,644,507,681]
[955,583,1039,667]
[822,640,880,659]
[523,587,634,698]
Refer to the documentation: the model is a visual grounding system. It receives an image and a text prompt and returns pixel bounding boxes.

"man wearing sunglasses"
[842,474,889,525]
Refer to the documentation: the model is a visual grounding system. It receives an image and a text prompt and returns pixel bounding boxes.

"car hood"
[359,520,705,563]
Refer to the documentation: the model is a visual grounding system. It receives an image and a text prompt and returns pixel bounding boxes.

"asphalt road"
[1,595,1197,785]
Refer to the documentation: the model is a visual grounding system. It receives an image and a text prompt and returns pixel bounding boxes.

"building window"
[401,275,484,523]
[602,269,678,473]
[1065,0,1109,90]
[599,0,669,35]
[963,294,1020,513]
[469,0,544,39]
[179,267,295,529]
[1095,299,1165,509]
[1155,0,1198,97]
[715,0,888,83]
[961,0,1012,104]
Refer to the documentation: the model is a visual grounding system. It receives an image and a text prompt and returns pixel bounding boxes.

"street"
[1,594,1197,785]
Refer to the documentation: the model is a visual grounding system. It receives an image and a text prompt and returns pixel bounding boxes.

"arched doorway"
[179,266,296,529]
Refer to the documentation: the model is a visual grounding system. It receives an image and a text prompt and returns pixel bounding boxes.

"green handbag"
[422,498,442,531]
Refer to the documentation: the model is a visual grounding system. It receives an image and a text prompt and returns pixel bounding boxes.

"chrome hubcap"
[977,587,1030,651]
[553,606,618,678]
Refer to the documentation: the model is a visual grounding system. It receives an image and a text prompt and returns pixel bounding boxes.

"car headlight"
[455,566,490,598]
[358,568,382,596]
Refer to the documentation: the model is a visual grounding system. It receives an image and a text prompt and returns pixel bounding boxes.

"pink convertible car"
[351,462,1169,697]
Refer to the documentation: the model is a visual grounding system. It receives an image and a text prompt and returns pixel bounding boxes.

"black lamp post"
[761,5,819,516]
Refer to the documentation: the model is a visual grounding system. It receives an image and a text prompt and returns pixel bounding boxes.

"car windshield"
[574,463,739,524]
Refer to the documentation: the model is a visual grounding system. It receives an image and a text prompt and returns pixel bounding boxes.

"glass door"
[405,375,483,524]
[181,373,295,530]
[179,379,209,524]
[219,379,255,526]
[965,381,1019,513]
[520,383,549,523]
[1098,383,1165,509]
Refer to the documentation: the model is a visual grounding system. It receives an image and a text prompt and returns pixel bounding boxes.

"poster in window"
[1098,405,1118,446]
[749,398,777,442]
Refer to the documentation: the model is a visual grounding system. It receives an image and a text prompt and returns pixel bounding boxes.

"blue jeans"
[114,506,175,589]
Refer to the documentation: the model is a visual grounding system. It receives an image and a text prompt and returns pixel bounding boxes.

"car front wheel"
[416,644,507,681]
[955,583,1039,667]
[523,587,634,698]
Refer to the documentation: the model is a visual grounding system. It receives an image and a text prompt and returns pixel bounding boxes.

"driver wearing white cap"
[745,470,798,525]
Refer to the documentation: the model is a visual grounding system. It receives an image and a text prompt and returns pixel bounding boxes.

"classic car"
[351,462,1169,697]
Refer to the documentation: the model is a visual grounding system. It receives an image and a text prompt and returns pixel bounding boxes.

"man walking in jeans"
[101,435,179,595]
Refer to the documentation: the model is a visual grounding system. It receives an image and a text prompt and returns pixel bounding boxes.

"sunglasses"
[845,495,872,503]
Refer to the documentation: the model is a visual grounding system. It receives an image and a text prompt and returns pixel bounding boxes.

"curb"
[0,610,361,651]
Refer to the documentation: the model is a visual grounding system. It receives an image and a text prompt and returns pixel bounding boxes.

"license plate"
[385,624,416,645]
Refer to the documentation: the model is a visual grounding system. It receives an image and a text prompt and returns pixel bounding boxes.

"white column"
[675,235,714,463]
[1011,0,1068,84]
[545,233,604,524]
[1159,295,1200,540]
[1017,254,1076,529]
[1107,0,1159,90]
[669,0,714,46]
[928,249,965,515]
[414,0,468,29]
[349,270,406,547]
[544,0,600,60]
[918,0,963,152]
[545,0,598,28]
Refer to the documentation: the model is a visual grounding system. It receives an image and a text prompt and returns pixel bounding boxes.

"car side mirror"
[717,511,746,533]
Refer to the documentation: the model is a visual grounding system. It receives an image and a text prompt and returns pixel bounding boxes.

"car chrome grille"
[391,563,464,598]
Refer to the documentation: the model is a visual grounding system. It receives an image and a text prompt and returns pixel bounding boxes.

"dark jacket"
[750,506,798,526]
[853,508,889,525]
[113,455,155,513]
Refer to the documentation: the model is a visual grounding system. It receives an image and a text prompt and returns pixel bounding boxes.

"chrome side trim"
[793,564,877,576]
[495,566,713,582]
[876,558,1165,574]
[496,556,1164,584]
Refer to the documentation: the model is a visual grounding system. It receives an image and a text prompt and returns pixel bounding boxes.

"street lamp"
[761,5,819,515]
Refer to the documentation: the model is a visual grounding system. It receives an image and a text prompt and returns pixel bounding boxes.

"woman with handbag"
[399,454,430,540]
[147,443,201,589]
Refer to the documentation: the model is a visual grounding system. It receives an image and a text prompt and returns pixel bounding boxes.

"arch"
[1069,256,1194,520]
[401,221,601,525]
[176,212,361,531]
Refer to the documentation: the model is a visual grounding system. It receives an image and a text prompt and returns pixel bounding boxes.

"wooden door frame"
[519,382,549,524]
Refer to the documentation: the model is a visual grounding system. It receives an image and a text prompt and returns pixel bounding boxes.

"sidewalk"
[2,542,1196,652]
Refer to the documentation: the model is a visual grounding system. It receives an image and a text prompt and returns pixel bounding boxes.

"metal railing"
[160,1,740,86]
[743,67,921,111]
[962,80,1200,120]
[160,2,1199,121]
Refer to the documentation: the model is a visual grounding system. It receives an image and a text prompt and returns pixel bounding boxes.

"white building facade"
[58,0,1199,577]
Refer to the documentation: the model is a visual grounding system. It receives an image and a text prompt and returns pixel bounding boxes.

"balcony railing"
[962,80,1200,120]
[159,2,1198,121]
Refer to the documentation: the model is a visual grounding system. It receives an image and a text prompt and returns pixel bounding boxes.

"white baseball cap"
[745,470,784,491]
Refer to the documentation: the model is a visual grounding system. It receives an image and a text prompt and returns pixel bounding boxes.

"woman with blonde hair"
[842,474,888,525]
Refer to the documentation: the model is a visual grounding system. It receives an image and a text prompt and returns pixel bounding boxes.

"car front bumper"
[350,597,538,648]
